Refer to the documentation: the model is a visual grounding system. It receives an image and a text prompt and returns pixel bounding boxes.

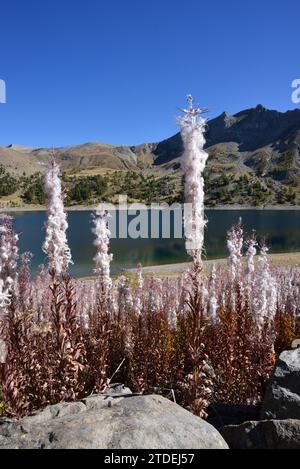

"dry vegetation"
[0,217,299,419]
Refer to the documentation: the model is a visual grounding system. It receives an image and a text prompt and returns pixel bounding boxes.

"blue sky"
[0,0,299,147]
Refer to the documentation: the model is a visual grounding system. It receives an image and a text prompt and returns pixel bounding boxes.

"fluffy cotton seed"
[0,279,11,309]
[136,263,143,290]
[246,236,257,276]
[43,157,72,276]
[227,221,243,282]
[253,245,277,327]
[92,208,113,292]
[208,264,218,322]
[178,96,209,265]
[0,215,19,307]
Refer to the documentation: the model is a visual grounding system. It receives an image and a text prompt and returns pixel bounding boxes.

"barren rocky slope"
[1,105,300,206]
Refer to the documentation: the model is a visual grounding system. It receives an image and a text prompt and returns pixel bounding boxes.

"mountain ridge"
[2,104,300,172]
[0,105,300,207]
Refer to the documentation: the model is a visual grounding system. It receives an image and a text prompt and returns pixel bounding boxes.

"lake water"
[10,210,300,277]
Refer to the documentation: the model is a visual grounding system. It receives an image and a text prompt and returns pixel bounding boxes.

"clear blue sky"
[0,0,299,147]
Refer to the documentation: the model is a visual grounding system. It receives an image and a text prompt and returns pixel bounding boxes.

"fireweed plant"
[0,101,299,418]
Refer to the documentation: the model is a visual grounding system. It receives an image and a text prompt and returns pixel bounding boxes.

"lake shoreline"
[124,251,300,277]
[77,251,300,281]
[6,209,300,279]
[1,203,300,213]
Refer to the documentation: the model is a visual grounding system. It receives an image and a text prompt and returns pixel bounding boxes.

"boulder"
[221,419,300,449]
[207,403,260,429]
[102,382,133,396]
[0,394,228,449]
[261,348,300,420]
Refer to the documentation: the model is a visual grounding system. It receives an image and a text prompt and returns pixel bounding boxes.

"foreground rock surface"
[261,348,300,420]
[221,419,300,449]
[0,394,228,449]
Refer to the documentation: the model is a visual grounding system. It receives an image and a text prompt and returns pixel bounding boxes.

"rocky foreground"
[0,390,228,449]
[0,348,299,449]
[221,348,300,449]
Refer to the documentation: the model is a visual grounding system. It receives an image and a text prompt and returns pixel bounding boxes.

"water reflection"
[11,210,300,277]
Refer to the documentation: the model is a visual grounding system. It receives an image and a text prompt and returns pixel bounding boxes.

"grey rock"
[261,348,300,420]
[102,383,133,396]
[0,394,228,449]
[221,419,300,449]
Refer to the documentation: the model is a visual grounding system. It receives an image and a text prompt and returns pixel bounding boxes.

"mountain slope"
[1,105,300,207]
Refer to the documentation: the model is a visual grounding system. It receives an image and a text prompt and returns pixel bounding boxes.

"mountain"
[0,105,300,207]
[136,104,300,169]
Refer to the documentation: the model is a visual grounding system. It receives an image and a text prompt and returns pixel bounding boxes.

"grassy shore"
[123,252,300,278]
[76,252,300,282]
